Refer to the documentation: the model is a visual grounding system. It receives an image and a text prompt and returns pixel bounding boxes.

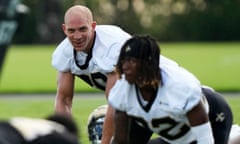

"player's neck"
[139,86,157,101]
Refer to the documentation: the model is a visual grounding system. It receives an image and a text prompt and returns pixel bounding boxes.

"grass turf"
[0,94,106,144]
[0,42,240,93]
[0,42,239,143]
[0,93,239,143]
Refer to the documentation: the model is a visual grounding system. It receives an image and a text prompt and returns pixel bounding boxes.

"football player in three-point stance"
[108,35,233,144]
[51,5,131,144]
[88,105,240,144]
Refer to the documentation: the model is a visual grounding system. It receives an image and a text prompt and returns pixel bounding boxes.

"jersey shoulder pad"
[161,76,202,112]
[109,77,130,111]
[52,38,73,72]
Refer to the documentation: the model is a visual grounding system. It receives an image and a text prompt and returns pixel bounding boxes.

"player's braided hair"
[116,35,161,88]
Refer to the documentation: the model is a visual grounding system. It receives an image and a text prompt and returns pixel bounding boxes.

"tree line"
[14,0,240,44]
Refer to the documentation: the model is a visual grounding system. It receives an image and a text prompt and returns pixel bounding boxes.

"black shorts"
[202,87,233,144]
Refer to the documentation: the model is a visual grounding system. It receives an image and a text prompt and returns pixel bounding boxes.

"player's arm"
[54,71,75,116]
[187,101,214,144]
[111,109,129,144]
[101,71,119,144]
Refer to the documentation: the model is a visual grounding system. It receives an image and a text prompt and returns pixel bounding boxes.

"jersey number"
[133,116,190,140]
[77,72,107,91]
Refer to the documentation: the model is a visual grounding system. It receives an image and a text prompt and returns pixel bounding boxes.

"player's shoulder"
[94,25,131,52]
[92,25,131,72]
[96,25,126,33]
[158,84,202,112]
[161,58,200,87]
[109,76,132,110]
[160,67,202,111]
[160,55,179,67]
[95,25,131,40]
[109,77,130,97]
[159,55,198,88]
[51,38,73,72]
[53,38,73,58]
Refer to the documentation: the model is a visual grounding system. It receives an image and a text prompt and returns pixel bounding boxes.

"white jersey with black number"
[109,62,206,144]
[51,25,131,89]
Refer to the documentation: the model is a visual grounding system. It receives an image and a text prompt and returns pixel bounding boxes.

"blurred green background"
[13,0,240,44]
[1,0,240,92]
[0,95,238,144]
[0,43,239,93]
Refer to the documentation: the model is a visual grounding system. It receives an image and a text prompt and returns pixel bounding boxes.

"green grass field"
[0,93,239,144]
[0,42,240,93]
[0,43,239,143]
[0,94,106,144]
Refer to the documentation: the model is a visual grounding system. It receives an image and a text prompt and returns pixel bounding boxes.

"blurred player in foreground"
[0,113,79,144]
[0,0,28,77]
[88,105,240,144]
[108,35,232,144]
[0,0,20,77]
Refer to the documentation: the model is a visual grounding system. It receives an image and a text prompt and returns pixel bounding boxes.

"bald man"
[51,5,131,144]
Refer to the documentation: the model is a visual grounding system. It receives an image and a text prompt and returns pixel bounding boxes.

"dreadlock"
[116,35,161,88]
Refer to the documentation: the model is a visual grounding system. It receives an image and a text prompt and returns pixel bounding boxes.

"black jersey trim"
[135,85,158,112]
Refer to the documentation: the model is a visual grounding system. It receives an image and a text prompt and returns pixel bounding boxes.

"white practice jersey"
[51,25,131,89]
[109,61,206,143]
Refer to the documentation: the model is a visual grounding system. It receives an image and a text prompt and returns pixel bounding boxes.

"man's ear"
[62,24,66,34]
[92,21,97,29]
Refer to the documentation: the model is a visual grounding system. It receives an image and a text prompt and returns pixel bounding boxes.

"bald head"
[64,5,93,25]
[62,5,97,53]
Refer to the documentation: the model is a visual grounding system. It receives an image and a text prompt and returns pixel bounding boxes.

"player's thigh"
[202,87,233,144]
[129,120,152,144]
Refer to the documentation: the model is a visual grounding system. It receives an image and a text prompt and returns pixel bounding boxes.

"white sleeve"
[166,81,202,113]
[191,122,214,144]
[160,55,179,67]
[108,78,130,111]
[94,43,122,73]
[51,38,73,72]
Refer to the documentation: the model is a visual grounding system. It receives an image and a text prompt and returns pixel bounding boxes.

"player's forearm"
[54,97,72,116]
[192,122,214,144]
[101,106,114,144]
[55,104,72,115]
